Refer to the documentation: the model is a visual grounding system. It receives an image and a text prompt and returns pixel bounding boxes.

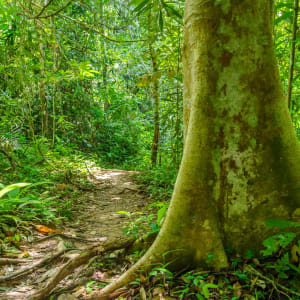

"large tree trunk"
[182,0,300,253]
[88,0,300,298]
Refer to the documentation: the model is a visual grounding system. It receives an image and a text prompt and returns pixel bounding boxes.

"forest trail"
[0,169,151,300]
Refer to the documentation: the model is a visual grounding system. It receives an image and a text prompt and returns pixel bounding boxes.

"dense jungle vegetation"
[0,0,299,299]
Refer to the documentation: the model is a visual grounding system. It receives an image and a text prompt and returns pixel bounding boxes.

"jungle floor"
[1,170,300,300]
[0,169,152,300]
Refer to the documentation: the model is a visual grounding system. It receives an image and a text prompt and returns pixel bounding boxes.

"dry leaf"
[35,224,61,235]
[140,287,147,300]
[291,244,300,263]
[152,287,164,296]
[233,281,242,297]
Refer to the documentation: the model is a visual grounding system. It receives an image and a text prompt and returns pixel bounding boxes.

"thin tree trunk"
[175,27,181,166]
[149,42,160,167]
[287,0,299,110]
[51,16,57,146]
[100,0,109,113]
[39,40,48,137]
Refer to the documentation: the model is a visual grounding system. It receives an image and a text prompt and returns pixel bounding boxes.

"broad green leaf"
[157,205,167,225]
[0,183,31,199]
[162,2,182,20]
[262,232,296,256]
[196,294,205,300]
[132,0,150,13]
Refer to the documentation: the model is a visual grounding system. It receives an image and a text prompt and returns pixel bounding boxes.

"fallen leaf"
[233,281,242,297]
[291,244,300,263]
[34,225,61,235]
[153,287,164,296]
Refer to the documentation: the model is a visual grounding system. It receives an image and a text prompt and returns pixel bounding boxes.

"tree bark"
[88,0,300,297]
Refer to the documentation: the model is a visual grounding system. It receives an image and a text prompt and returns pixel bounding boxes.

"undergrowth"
[0,138,99,253]
[87,220,300,300]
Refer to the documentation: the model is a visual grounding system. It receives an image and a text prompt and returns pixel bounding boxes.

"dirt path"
[0,169,151,300]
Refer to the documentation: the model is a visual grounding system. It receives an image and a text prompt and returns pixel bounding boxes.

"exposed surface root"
[0,258,32,266]
[0,248,74,283]
[31,233,103,244]
[29,237,135,300]
[85,241,160,300]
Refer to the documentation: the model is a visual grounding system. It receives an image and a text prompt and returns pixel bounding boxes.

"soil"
[0,169,151,300]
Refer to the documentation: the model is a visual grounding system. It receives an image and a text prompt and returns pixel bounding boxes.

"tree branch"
[34,0,55,18]
[37,0,74,19]
[31,2,147,43]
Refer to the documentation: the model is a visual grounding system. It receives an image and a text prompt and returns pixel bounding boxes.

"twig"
[60,14,147,43]
[31,3,147,44]
[34,0,55,18]
[37,0,74,19]
[245,265,300,299]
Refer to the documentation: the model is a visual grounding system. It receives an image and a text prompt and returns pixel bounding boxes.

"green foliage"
[135,166,178,201]
[0,182,58,226]
[274,0,300,136]
[0,181,60,250]
[117,211,159,237]
[262,232,297,256]
[261,219,300,289]
[0,0,184,171]
[265,218,300,229]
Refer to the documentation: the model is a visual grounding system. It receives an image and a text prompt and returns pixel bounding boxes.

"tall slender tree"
[287,0,299,110]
